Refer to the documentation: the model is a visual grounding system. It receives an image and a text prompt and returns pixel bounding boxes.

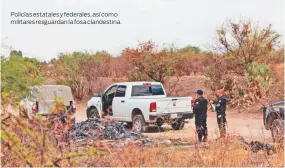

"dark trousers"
[217,114,227,137]
[195,114,207,141]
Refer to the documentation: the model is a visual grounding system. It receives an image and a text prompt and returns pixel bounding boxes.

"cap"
[195,89,203,95]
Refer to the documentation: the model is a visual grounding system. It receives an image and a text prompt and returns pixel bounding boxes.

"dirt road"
[75,103,272,142]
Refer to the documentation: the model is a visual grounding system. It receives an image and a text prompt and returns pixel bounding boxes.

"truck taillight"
[150,102,157,112]
[191,99,194,108]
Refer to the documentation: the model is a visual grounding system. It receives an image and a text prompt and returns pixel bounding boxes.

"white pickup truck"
[86,82,194,132]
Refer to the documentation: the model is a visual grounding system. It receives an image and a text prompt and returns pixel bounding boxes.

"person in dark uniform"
[212,89,227,137]
[193,89,208,142]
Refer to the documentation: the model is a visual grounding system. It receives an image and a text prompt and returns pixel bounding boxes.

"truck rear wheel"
[271,119,284,143]
[171,119,185,130]
[132,115,148,133]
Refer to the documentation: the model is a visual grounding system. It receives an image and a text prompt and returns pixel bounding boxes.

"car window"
[105,85,118,95]
[131,84,164,96]
[115,85,127,97]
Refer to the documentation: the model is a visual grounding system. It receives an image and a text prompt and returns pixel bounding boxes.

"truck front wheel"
[132,115,148,133]
[171,119,185,130]
[271,119,284,143]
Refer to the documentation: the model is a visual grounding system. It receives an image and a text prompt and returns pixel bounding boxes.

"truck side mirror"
[93,92,101,97]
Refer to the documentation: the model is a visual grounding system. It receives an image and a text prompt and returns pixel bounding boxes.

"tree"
[1,55,43,107]
[123,41,176,84]
[56,51,111,100]
[216,20,281,68]
[206,19,279,107]
[179,45,201,54]
[9,50,23,57]
[216,20,277,92]
[56,52,88,100]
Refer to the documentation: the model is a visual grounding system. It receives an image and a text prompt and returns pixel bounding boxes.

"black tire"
[171,119,185,130]
[132,115,148,133]
[271,119,284,143]
[88,108,100,119]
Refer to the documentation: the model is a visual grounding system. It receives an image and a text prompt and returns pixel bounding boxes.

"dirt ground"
[75,102,272,143]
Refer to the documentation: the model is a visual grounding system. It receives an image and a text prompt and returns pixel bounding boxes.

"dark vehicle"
[262,101,284,142]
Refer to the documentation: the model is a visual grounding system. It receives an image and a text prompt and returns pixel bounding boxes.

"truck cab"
[87,82,194,132]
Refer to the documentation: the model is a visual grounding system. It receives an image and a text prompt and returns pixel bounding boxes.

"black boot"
[198,136,202,143]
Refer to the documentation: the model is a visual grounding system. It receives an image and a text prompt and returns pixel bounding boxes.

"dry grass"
[103,136,284,167]
[71,134,284,167]
[2,113,284,167]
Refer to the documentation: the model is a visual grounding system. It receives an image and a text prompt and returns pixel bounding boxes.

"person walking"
[212,89,227,137]
[193,89,208,143]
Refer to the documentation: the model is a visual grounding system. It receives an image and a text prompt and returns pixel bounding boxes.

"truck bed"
[130,96,193,114]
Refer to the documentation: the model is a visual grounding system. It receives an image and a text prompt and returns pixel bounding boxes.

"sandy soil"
[75,102,272,143]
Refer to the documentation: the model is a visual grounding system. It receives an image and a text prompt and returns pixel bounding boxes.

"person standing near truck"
[193,89,208,143]
[211,89,227,137]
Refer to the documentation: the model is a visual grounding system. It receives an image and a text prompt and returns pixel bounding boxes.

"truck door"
[102,85,117,114]
[112,85,127,121]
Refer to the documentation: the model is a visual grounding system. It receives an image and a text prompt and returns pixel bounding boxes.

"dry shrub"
[174,54,213,76]
[1,114,62,167]
[273,143,284,166]
[1,113,103,167]
[2,114,283,167]
[109,56,129,78]
[88,77,114,94]
[105,135,284,167]
[164,76,210,97]
[122,41,176,84]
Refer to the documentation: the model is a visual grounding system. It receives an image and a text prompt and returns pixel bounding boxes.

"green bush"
[1,55,43,106]
[245,62,272,92]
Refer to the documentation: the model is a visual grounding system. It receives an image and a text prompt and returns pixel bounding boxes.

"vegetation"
[205,20,281,106]
[1,55,43,107]
[2,20,283,107]
[123,41,177,83]
[9,50,23,57]
[0,18,284,167]
[2,115,284,167]
[1,98,101,167]
[55,51,111,100]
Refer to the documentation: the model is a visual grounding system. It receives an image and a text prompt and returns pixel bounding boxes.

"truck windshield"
[131,84,165,96]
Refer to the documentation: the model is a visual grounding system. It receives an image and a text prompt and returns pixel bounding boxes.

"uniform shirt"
[213,95,227,116]
[193,96,208,116]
